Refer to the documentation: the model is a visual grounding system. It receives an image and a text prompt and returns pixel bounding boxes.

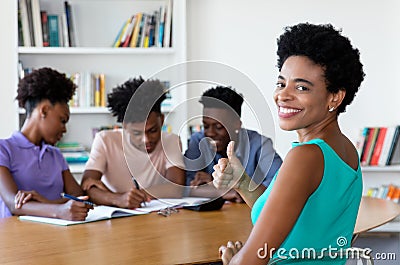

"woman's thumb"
[227,141,235,160]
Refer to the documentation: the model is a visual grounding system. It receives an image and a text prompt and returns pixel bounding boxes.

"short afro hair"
[277,23,365,114]
[16,67,76,115]
[200,86,244,117]
[107,77,167,123]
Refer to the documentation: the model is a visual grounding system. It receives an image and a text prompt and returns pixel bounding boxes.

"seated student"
[184,86,282,202]
[81,77,185,208]
[0,67,93,220]
[214,23,365,264]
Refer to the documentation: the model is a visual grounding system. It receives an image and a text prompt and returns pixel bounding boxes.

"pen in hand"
[131,177,147,207]
[60,192,96,206]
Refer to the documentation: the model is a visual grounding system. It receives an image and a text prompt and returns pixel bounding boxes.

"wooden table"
[354,196,400,234]
[0,203,252,265]
[1,197,398,265]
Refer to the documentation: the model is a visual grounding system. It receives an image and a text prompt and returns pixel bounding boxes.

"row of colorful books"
[356,125,400,166]
[365,184,400,204]
[18,0,76,47]
[113,0,172,48]
[18,66,106,109]
[69,72,106,108]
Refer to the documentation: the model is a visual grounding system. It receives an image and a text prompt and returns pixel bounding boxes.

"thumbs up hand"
[212,141,245,190]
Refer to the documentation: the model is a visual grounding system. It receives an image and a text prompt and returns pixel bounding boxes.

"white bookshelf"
[18,47,175,55]
[15,0,188,151]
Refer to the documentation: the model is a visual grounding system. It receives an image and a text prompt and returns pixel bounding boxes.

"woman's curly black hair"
[200,86,244,117]
[107,76,167,123]
[277,23,365,114]
[16,67,76,115]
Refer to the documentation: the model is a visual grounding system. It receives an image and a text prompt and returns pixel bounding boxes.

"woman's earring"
[235,129,239,134]
[328,106,335,112]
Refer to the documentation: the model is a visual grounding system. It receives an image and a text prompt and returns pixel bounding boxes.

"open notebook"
[18,197,211,226]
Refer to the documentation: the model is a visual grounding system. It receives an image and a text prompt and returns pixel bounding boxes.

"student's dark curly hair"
[277,23,365,114]
[107,77,167,123]
[16,67,76,116]
[200,86,244,117]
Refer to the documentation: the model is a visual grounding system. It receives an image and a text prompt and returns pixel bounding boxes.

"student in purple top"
[0,67,93,220]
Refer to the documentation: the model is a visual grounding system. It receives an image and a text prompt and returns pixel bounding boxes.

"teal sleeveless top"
[251,139,362,264]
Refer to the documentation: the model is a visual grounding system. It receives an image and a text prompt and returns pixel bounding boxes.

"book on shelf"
[19,0,32,47]
[99,74,106,107]
[30,0,43,47]
[40,11,49,47]
[356,127,369,157]
[157,4,165,47]
[361,127,379,166]
[112,19,129,47]
[61,12,70,47]
[47,15,60,47]
[137,13,147,48]
[366,184,400,204]
[69,72,106,108]
[64,1,76,47]
[129,12,143,47]
[18,8,25,47]
[26,0,35,46]
[57,142,86,152]
[163,0,173,48]
[357,125,400,166]
[62,151,90,164]
[378,126,397,166]
[120,16,136,48]
[387,126,400,165]
[369,127,387,166]
[57,142,89,164]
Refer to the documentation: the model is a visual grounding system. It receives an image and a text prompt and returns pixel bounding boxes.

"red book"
[41,11,49,47]
[370,127,387,166]
[361,127,376,165]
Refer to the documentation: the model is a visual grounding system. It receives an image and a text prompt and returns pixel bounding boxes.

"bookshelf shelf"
[19,107,111,114]
[18,47,175,55]
[70,107,109,114]
[361,165,400,172]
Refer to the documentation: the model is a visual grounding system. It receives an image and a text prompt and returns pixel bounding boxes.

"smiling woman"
[0,67,93,220]
[213,23,366,265]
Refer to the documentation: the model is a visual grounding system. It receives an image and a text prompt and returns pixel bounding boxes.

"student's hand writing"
[213,141,245,190]
[219,241,243,265]
[14,190,50,209]
[81,178,108,191]
[116,188,148,209]
[190,171,213,186]
[57,196,93,221]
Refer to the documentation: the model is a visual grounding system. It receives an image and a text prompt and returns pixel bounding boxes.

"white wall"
[187,0,400,157]
[0,0,18,138]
